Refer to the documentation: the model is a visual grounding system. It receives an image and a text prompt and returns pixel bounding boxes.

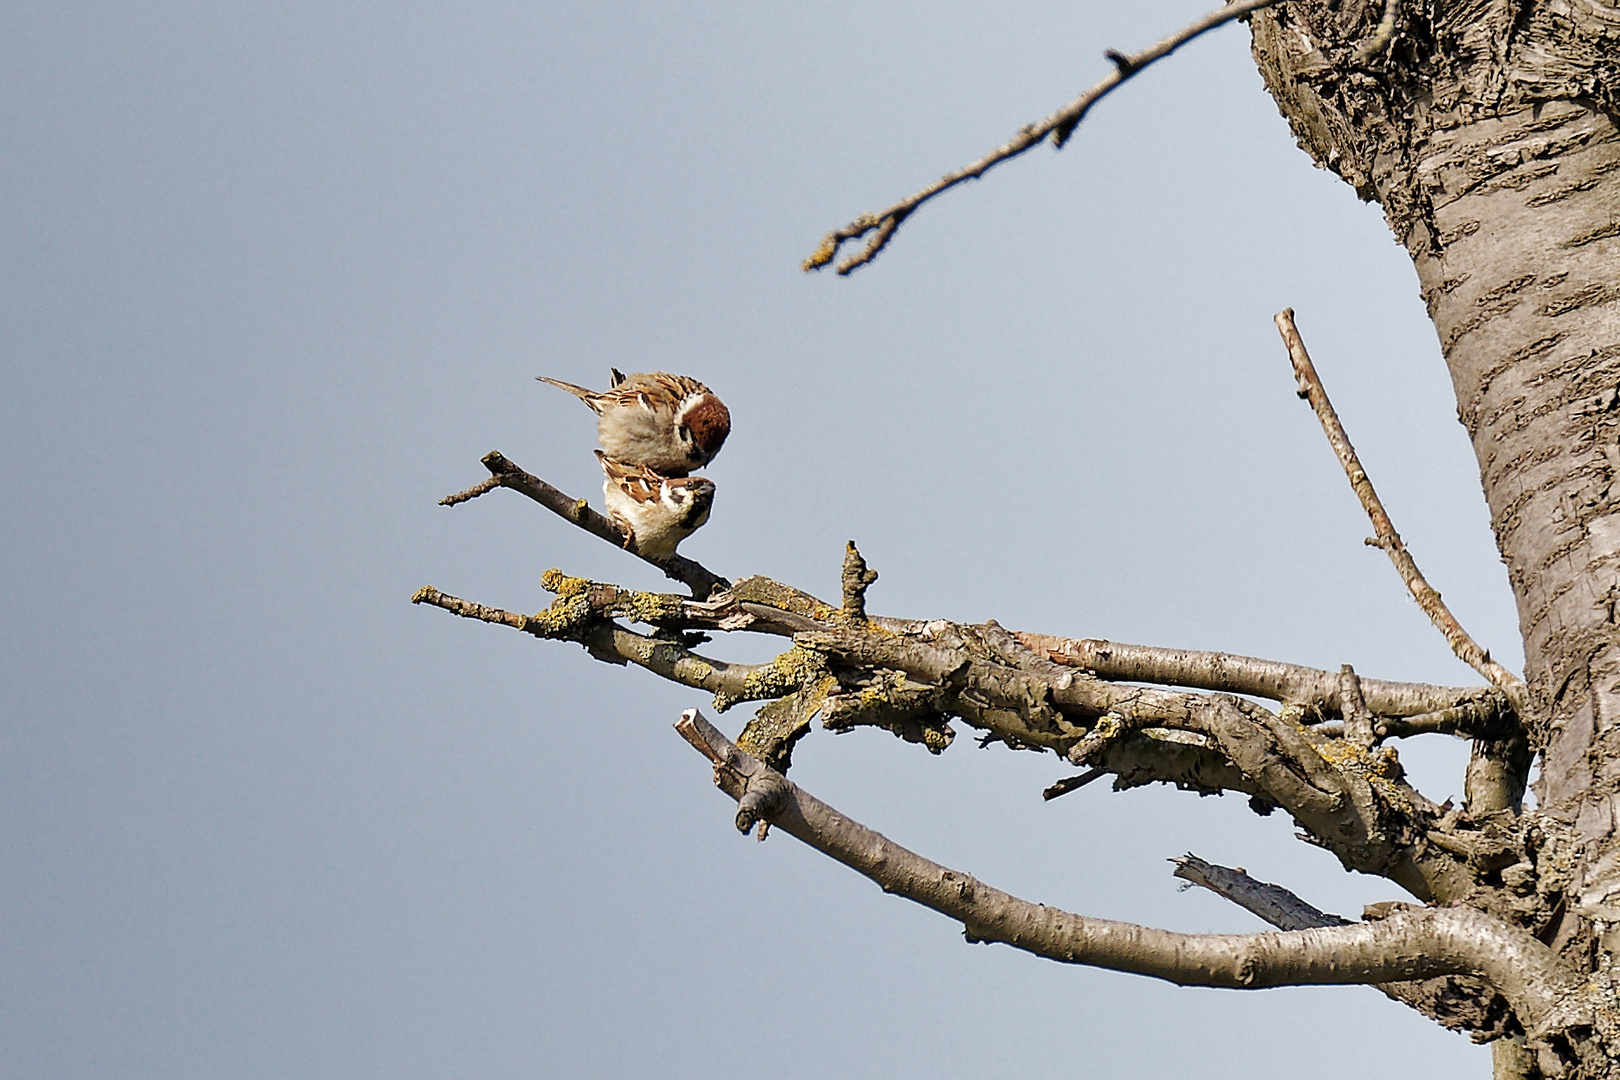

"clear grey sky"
[2,2,1515,1076]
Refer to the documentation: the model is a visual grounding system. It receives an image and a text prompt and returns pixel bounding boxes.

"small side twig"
[1043,768,1107,801]
[439,450,730,599]
[1338,664,1375,748]
[1352,0,1402,63]
[840,541,880,621]
[1274,310,1527,714]
[804,0,1287,276]
[439,475,500,506]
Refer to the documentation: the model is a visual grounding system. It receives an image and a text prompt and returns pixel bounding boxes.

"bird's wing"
[595,450,662,504]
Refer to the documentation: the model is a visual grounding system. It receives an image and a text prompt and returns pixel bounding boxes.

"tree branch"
[1015,632,1514,729]
[412,560,1508,899]
[410,580,825,710]
[1274,310,1528,714]
[676,709,1580,1039]
[1173,853,1348,928]
[439,450,730,599]
[1172,855,1519,1038]
[803,0,1288,275]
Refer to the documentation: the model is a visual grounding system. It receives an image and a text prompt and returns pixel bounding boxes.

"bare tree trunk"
[1250,0,1620,1019]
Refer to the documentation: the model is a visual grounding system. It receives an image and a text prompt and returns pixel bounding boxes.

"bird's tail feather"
[536,376,600,409]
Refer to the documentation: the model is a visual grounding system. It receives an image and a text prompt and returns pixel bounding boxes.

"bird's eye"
[677,425,695,445]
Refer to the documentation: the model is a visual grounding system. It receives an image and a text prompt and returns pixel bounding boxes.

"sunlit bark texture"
[1251,0,1620,959]
[1245,3,1620,1074]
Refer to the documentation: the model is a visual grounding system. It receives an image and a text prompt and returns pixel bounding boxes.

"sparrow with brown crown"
[537,369,730,476]
[595,450,715,560]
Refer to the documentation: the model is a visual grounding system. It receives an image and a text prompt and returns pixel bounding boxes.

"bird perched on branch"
[596,450,715,560]
[537,369,730,476]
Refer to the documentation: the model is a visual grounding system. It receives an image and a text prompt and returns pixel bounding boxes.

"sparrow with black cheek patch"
[537,370,730,476]
[595,450,715,561]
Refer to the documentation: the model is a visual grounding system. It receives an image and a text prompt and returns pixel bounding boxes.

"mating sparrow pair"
[538,369,729,560]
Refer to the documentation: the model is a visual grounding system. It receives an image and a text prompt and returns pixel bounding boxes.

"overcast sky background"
[2,2,1519,1076]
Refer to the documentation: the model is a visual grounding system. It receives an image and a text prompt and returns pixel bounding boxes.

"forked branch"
[424,455,1565,1040]
[439,450,730,599]
[1172,854,1517,1037]
[414,531,1516,901]
[676,709,1578,1036]
[803,0,1287,275]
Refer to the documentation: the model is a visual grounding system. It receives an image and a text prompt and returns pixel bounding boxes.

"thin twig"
[1043,768,1107,801]
[804,0,1287,276]
[410,583,811,709]
[440,450,730,599]
[1352,0,1402,63]
[1273,310,1527,714]
[439,476,500,506]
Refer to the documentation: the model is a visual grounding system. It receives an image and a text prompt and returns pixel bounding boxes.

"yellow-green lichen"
[525,574,596,637]
[737,674,839,770]
[725,576,839,623]
[1313,736,1416,814]
[613,588,687,625]
[679,658,715,685]
[541,568,590,598]
[713,644,829,712]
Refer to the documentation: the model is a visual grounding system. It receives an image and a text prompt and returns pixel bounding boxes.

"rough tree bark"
[420,2,1620,1077]
[1248,2,1620,1073]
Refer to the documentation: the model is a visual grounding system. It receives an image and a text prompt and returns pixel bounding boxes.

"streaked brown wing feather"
[595,450,664,504]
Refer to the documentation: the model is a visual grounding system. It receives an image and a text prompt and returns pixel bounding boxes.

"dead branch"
[439,450,730,599]
[803,0,1289,275]
[412,560,1520,901]
[676,709,1580,1038]
[1273,311,1527,713]
[411,579,823,710]
[1015,632,1513,728]
[1174,853,1350,928]
[1042,768,1106,800]
[1173,855,1517,1037]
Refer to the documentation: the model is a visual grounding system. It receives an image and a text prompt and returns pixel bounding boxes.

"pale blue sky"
[2,2,1514,1076]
